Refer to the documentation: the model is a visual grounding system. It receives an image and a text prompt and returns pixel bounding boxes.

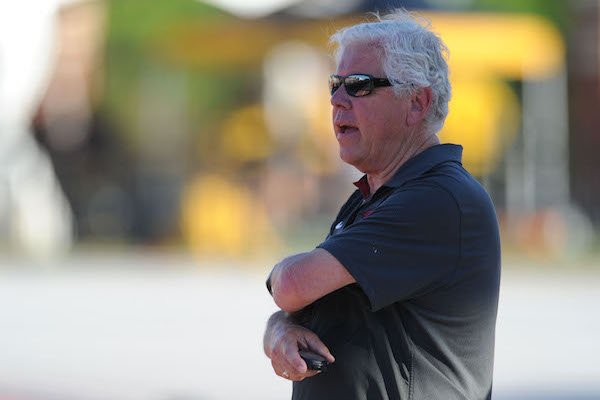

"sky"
[202,0,302,17]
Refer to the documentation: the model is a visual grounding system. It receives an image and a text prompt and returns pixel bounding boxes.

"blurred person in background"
[0,1,74,256]
[263,9,501,400]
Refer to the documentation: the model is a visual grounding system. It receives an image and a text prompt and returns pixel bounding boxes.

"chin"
[339,150,362,169]
[338,148,352,163]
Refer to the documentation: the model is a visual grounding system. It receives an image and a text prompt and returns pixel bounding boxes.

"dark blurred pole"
[568,0,600,229]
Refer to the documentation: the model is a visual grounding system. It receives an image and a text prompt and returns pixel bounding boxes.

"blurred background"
[0,0,598,399]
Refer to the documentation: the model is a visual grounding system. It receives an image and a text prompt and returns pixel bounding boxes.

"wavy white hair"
[330,9,451,135]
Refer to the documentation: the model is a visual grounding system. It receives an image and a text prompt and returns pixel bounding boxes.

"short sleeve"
[317,183,460,311]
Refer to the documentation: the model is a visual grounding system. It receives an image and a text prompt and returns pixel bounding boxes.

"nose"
[330,84,351,109]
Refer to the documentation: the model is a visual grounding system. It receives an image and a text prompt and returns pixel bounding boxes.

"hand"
[264,311,335,381]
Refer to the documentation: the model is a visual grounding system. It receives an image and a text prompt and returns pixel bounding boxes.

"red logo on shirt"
[362,209,374,218]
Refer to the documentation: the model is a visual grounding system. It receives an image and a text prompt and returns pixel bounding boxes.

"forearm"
[267,249,355,312]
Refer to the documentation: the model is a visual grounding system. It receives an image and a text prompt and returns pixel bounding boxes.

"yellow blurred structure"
[430,13,564,175]
[219,104,273,165]
[441,78,520,175]
[430,13,564,79]
[180,174,281,257]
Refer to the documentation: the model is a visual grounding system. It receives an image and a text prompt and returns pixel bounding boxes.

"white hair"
[330,9,451,134]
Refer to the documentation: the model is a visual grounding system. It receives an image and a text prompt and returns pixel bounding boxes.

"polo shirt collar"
[353,144,463,197]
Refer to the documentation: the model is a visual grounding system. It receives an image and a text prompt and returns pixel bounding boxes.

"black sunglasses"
[329,74,393,97]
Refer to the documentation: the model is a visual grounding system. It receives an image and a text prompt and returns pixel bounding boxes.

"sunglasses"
[329,74,392,97]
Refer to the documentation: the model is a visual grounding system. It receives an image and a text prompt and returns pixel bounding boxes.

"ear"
[406,87,432,126]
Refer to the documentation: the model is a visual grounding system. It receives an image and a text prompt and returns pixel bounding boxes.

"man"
[263,9,500,400]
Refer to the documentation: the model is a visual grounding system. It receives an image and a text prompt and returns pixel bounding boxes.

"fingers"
[280,339,308,375]
[304,332,336,363]
[265,321,335,381]
[272,359,320,381]
[271,327,308,374]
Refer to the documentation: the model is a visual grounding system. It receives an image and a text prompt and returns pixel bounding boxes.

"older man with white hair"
[264,9,500,400]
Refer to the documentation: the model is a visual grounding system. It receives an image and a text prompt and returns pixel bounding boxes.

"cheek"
[354,98,403,142]
[354,106,377,133]
[381,106,406,137]
[358,110,388,140]
[382,113,398,133]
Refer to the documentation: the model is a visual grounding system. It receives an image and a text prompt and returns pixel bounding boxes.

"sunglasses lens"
[329,75,342,95]
[345,75,372,97]
[329,74,375,97]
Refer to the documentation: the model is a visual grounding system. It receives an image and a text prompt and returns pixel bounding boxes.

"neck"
[367,133,439,193]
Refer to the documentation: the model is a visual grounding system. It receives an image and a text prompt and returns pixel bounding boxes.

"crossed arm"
[267,248,356,313]
[264,248,355,380]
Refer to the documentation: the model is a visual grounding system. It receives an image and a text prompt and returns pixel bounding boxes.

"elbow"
[274,295,304,313]
[272,269,306,313]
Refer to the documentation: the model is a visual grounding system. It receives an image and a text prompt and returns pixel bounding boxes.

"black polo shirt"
[292,144,501,400]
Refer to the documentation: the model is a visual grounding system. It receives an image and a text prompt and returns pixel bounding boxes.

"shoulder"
[410,160,493,211]
[406,161,500,243]
[383,180,460,219]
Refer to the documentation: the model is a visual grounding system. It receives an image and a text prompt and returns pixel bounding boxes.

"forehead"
[336,41,384,76]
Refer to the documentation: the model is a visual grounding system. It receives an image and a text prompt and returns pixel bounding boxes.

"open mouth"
[337,124,358,134]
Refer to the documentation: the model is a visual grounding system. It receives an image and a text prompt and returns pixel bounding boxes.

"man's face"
[331,42,411,174]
